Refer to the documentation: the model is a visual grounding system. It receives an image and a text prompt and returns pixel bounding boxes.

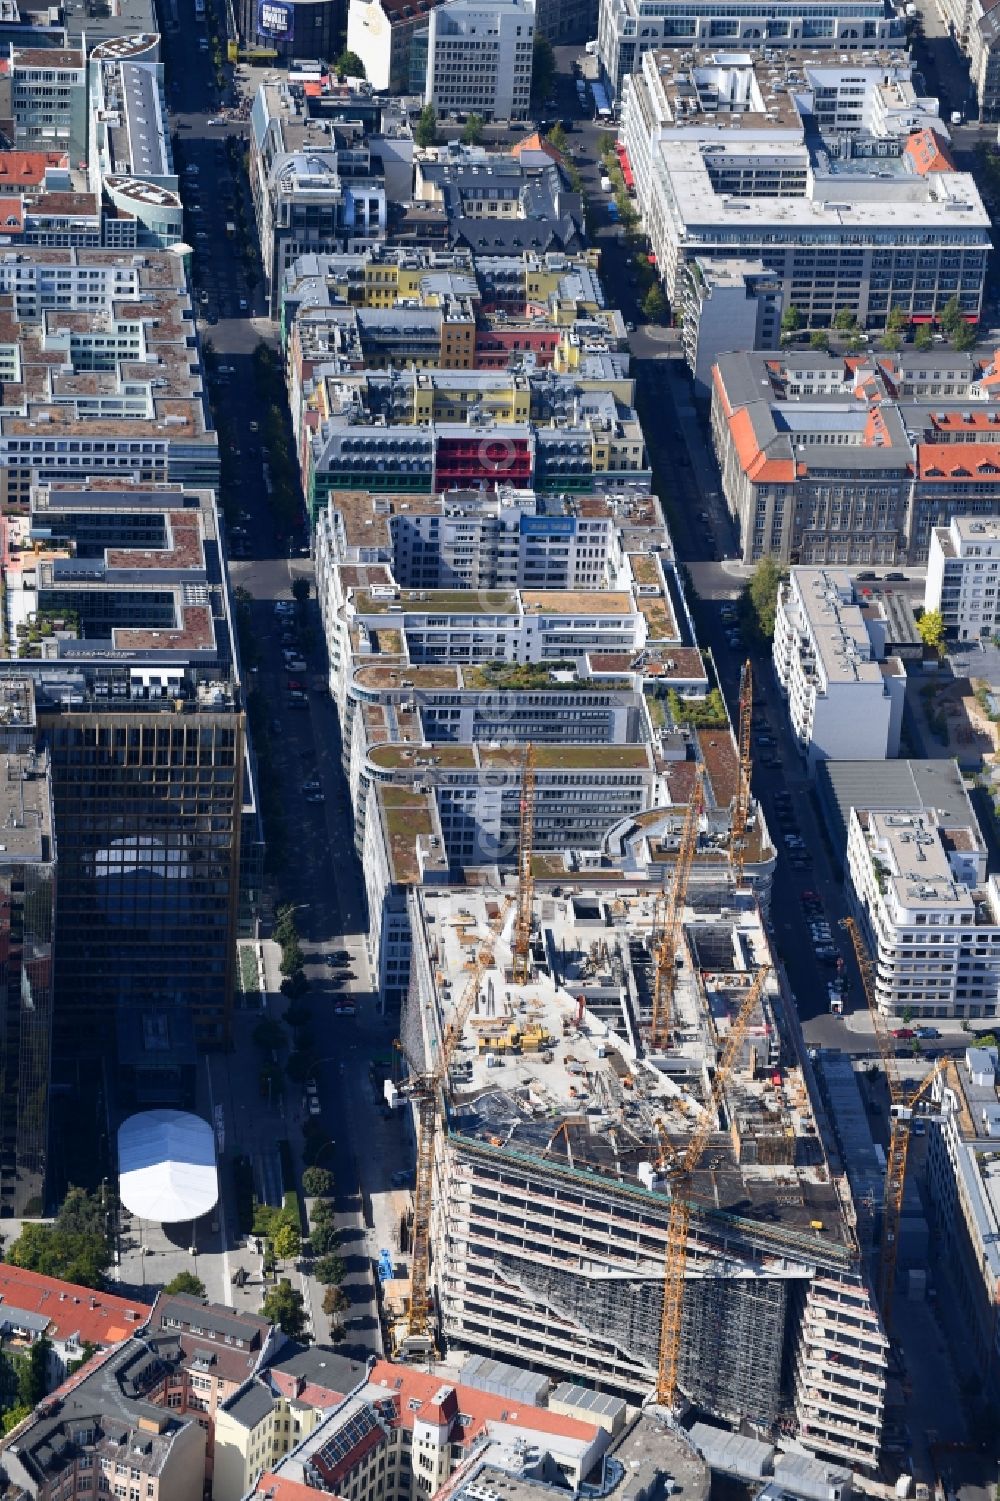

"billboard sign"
[258,0,293,37]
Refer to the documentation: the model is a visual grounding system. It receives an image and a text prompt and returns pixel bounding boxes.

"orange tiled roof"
[0,151,68,188]
[904,127,955,175]
[0,1266,150,1349]
[917,442,1000,478]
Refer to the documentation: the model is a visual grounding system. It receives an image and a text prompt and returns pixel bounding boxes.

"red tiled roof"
[0,1266,150,1349]
[917,442,1000,479]
[0,151,68,188]
[367,1360,599,1444]
[251,1477,343,1501]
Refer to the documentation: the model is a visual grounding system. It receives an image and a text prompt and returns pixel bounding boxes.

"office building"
[621,49,988,330]
[8,47,88,162]
[925,514,1000,640]
[598,0,901,99]
[846,803,1000,1019]
[237,0,341,64]
[403,143,585,256]
[934,0,1000,122]
[423,0,534,122]
[773,567,906,768]
[0,479,249,1067]
[402,884,885,1471]
[928,1048,1000,1404]
[710,348,1000,565]
[678,257,784,398]
[88,45,182,247]
[0,680,54,1217]
[249,78,388,317]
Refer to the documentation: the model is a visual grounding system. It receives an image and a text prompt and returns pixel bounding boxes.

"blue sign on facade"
[519,515,576,537]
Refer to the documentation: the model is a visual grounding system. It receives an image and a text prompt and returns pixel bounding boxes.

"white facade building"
[620,48,989,331]
[773,568,906,769]
[424,0,534,121]
[846,804,1000,1019]
[925,515,1000,641]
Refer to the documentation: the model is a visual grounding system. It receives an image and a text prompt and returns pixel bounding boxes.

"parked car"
[892,1027,915,1040]
[334,1003,356,1016]
[916,1026,941,1040]
[331,949,351,962]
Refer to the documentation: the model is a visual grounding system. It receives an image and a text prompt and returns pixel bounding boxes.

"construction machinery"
[656,962,772,1407]
[731,660,753,887]
[512,743,537,985]
[841,917,946,1328]
[395,897,512,1359]
[650,769,704,1051]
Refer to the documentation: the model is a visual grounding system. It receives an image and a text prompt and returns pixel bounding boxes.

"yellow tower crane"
[656,962,772,1407]
[512,743,537,986]
[731,660,753,887]
[841,917,946,1328]
[650,769,704,1051]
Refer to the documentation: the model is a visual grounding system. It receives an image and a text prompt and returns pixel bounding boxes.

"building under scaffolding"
[402,883,886,1474]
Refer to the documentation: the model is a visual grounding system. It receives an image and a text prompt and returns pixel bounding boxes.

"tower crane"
[656,962,771,1407]
[841,917,946,1327]
[650,769,704,1051]
[396,895,513,1359]
[731,660,753,888]
[512,742,537,986]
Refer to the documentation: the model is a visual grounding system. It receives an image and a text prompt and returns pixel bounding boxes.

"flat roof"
[117,1110,218,1223]
[817,757,973,853]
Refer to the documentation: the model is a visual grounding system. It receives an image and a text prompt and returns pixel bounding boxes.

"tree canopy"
[917,608,945,652]
[744,558,787,641]
[530,34,555,105]
[7,1189,112,1289]
[261,1280,307,1339]
[461,113,484,145]
[164,1271,206,1298]
[335,50,366,78]
[414,104,437,148]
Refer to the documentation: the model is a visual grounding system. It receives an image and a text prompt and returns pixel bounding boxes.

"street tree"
[309,1222,339,1257]
[887,305,910,333]
[461,114,484,145]
[530,34,555,105]
[642,284,667,323]
[302,1166,334,1197]
[292,577,310,604]
[322,1284,349,1315]
[953,319,977,352]
[313,1252,345,1285]
[261,1280,308,1339]
[780,305,802,337]
[272,1222,301,1262]
[832,307,857,331]
[744,558,787,641]
[914,323,934,351]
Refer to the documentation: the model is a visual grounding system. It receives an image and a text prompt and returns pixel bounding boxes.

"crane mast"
[731,660,753,887]
[657,963,771,1406]
[512,743,537,985]
[651,770,704,1051]
[841,917,945,1326]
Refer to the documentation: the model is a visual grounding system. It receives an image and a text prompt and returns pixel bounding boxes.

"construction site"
[394,877,887,1476]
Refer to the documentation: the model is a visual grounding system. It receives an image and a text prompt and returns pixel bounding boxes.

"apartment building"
[301,367,647,523]
[9,47,87,162]
[0,1265,150,1383]
[423,0,534,122]
[773,567,906,768]
[0,149,70,198]
[347,0,445,92]
[88,49,182,247]
[599,0,900,100]
[925,514,1000,639]
[219,1356,605,1501]
[927,1048,1000,1404]
[0,1295,280,1501]
[710,348,1000,565]
[249,79,388,316]
[934,0,1000,121]
[846,804,1000,1019]
[621,49,988,331]
[403,884,886,1471]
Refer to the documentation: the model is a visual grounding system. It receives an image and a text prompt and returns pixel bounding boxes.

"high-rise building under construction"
[402,882,887,1474]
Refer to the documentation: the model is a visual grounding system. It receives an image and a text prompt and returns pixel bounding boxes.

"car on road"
[331,948,351,962]
[305,791,325,804]
[285,656,307,672]
[885,572,906,582]
[307,1095,321,1116]
[892,1027,915,1040]
[302,780,321,794]
[856,570,877,581]
[334,1003,356,1016]
[916,1026,941,1040]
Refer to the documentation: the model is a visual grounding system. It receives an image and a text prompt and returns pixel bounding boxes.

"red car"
[287,678,304,691]
[892,1027,915,1040]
